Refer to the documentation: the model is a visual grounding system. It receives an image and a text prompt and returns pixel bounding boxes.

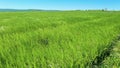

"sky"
[0,0,120,10]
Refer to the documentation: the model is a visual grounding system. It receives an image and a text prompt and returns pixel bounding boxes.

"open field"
[0,11,120,68]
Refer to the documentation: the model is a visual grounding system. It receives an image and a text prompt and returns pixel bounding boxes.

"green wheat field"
[0,11,120,68]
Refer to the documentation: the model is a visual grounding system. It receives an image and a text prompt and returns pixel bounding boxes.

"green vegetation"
[101,40,120,68]
[0,11,120,68]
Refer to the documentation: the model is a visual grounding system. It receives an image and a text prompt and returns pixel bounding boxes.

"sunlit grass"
[0,11,120,68]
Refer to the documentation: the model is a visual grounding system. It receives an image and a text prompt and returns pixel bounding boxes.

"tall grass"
[0,11,120,68]
[101,40,120,68]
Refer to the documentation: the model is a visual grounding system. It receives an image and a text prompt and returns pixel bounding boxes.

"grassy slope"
[0,11,120,68]
[101,41,120,68]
